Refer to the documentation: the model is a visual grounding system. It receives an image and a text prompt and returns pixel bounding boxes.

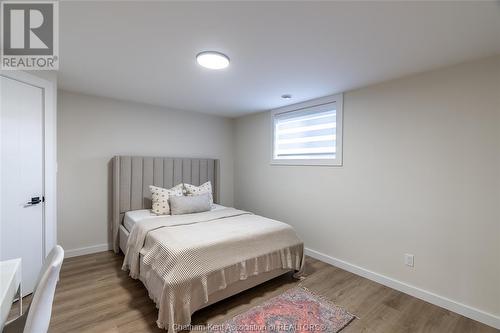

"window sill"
[270,159,343,166]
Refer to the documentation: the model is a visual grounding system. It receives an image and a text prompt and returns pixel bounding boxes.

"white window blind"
[273,103,336,160]
[271,94,343,166]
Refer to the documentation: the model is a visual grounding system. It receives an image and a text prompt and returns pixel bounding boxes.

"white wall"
[233,57,500,320]
[57,91,234,254]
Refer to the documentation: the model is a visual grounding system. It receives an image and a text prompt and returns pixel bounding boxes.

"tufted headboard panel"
[111,155,219,253]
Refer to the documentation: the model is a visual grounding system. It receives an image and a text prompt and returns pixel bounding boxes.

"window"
[271,94,343,166]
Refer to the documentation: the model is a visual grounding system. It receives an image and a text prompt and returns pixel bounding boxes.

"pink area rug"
[210,287,355,332]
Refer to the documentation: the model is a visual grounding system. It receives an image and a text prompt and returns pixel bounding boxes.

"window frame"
[270,93,343,166]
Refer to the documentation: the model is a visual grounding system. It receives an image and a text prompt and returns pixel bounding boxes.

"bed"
[112,156,304,332]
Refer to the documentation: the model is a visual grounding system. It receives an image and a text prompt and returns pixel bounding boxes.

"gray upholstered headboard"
[112,156,219,253]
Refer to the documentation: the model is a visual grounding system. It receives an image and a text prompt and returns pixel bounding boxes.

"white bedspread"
[122,208,304,332]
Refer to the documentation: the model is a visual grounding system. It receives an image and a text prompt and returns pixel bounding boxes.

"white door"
[0,75,44,296]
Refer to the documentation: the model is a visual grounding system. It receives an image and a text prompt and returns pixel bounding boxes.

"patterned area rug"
[210,287,354,332]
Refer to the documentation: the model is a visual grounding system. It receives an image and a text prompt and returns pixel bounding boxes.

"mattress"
[123,204,226,232]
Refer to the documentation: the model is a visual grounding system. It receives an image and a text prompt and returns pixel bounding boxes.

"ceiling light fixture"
[196,51,230,70]
[281,94,292,99]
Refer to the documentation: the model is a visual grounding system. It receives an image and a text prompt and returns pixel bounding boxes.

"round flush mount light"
[281,94,292,99]
[196,51,230,70]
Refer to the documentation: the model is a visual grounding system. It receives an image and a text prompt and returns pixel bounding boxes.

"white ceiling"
[59,1,500,117]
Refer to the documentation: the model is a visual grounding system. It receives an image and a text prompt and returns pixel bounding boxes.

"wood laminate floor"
[10,251,498,333]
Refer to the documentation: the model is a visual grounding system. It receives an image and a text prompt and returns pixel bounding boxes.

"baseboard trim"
[305,247,500,330]
[65,243,112,258]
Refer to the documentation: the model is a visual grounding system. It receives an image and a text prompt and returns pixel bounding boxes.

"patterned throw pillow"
[184,181,213,206]
[149,184,184,215]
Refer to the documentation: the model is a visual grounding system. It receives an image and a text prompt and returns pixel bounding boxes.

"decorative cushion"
[149,184,183,215]
[184,181,213,206]
[169,193,211,215]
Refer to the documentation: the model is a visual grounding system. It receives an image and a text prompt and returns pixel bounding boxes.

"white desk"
[0,259,22,330]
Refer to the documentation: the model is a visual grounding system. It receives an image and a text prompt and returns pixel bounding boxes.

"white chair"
[3,246,64,333]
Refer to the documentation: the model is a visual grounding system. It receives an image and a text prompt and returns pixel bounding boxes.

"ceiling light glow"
[196,51,230,70]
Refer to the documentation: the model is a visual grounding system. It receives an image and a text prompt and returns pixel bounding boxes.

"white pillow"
[149,184,183,215]
[169,193,211,215]
[184,181,213,206]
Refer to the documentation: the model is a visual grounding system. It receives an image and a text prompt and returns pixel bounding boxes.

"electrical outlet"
[404,254,414,267]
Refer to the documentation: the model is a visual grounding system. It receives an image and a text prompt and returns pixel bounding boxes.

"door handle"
[25,197,42,206]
